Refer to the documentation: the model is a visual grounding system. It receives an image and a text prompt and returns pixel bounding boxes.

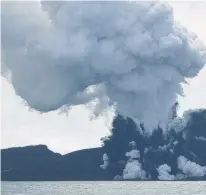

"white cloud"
[177,156,206,177]
[157,164,175,180]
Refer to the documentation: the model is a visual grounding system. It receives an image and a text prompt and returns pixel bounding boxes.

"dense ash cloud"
[2,1,206,133]
[101,109,206,180]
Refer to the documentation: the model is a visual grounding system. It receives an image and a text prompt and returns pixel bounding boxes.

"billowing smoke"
[100,153,109,170]
[2,1,206,180]
[101,109,206,180]
[177,156,206,177]
[122,141,146,180]
[2,1,206,133]
[157,164,175,180]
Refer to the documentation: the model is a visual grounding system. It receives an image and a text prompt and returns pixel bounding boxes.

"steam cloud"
[122,141,146,180]
[2,1,206,133]
[157,164,175,180]
[177,156,206,177]
[2,1,206,180]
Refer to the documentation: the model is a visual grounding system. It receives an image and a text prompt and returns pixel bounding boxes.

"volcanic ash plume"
[101,110,206,180]
[2,1,206,133]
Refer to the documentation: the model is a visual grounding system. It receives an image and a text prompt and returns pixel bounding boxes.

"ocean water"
[1,181,206,195]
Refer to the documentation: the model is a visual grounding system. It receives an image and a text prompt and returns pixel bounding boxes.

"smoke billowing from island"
[1,1,206,180]
[101,110,206,180]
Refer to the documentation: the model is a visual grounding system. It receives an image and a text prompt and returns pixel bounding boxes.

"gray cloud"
[1,1,206,134]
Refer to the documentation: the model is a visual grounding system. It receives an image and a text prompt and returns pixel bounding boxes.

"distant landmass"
[1,145,112,181]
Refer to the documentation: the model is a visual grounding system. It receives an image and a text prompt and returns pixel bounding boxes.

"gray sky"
[1,2,206,154]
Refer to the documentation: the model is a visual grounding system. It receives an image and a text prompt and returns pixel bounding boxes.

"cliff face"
[1,145,111,181]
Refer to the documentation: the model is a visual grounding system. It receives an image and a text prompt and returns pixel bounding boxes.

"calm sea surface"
[1,181,206,195]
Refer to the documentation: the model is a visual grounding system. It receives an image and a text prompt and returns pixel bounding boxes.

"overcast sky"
[1,2,206,154]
